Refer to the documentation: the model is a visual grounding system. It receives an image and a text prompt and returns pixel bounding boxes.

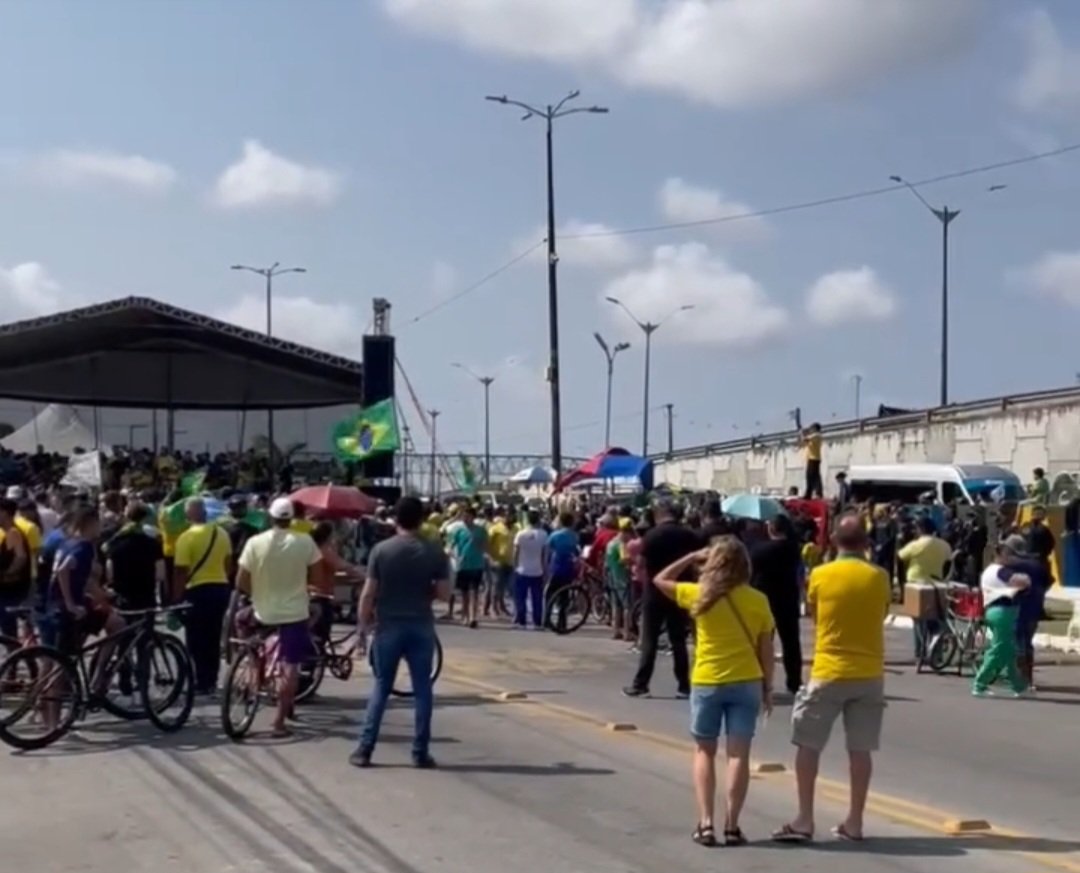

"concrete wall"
[656,389,1080,495]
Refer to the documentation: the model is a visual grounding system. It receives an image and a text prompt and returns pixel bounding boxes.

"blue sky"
[2,0,1080,460]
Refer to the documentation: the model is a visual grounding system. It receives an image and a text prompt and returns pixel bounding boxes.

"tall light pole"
[888,178,1004,407]
[486,90,609,474]
[231,262,307,485]
[663,403,675,458]
[852,373,863,420]
[593,333,630,449]
[428,409,440,498]
[453,363,495,484]
[606,298,695,456]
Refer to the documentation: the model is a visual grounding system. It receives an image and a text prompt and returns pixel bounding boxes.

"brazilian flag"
[332,399,400,462]
[458,452,477,494]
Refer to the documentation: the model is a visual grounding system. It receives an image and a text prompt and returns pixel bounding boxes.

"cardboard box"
[899,583,940,621]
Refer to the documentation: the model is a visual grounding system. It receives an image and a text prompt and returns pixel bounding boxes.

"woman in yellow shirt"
[652,536,776,848]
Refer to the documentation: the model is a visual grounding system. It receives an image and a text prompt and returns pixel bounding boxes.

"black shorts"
[455,569,484,592]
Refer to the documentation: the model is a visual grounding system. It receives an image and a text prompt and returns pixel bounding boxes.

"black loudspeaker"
[361,335,395,480]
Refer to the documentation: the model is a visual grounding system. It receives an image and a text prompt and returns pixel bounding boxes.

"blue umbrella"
[721,494,786,522]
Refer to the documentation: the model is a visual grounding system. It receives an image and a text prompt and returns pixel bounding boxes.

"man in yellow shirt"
[800,423,823,499]
[174,498,233,695]
[775,515,890,844]
[897,516,951,582]
[484,510,514,618]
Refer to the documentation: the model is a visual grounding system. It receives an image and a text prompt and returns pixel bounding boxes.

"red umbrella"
[288,485,379,519]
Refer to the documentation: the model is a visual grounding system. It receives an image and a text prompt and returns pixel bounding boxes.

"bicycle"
[919,584,987,676]
[0,604,195,750]
[543,575,592,635]
[301,626,444,699]
[220,626,289,740]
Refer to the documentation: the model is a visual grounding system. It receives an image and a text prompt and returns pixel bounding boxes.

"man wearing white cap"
[236,496,322,737]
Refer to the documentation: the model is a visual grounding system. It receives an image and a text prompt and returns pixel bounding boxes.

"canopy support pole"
[91,357,100,449]
[166,353,175,450]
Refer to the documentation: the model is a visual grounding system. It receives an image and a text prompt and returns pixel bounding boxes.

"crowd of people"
[0,458,1060,845]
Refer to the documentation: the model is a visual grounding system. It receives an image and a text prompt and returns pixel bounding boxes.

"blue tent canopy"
[595,454,654,490]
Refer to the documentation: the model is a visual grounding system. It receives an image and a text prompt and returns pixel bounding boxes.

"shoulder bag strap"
[724,592,767,677]
[187,527,220,582]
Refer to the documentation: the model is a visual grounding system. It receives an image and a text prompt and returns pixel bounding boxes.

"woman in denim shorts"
[652,536,776,847]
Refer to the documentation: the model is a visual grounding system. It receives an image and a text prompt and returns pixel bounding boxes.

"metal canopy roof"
[0,297,363,410]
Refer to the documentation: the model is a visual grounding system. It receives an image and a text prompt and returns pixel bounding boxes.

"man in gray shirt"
[352,496,450,769]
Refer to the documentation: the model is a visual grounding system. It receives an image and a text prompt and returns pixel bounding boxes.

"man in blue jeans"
[351,496,451,769]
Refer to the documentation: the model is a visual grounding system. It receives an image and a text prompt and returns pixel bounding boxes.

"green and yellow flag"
[180,469,207,497]
[458,452,477,494]
[332,399,400,462]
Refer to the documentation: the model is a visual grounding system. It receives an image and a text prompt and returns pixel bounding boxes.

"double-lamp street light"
[606,297,694,456]
[486,90,609,474]
[593,333,630,449]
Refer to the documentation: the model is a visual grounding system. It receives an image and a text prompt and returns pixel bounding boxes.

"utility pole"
[606,298,694,456]
[401,423,411,495]
[452,364,495,484]
[231,262,307,485]
[852,374,863,420]
[487,90,609,474]
[428,410,440,498]
[889,176,1002,407]
[664,403,674,458]
[593,333,630,448]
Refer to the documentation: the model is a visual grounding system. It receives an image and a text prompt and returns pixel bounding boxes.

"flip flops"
[831,824,864,842]
[772,824,814,844]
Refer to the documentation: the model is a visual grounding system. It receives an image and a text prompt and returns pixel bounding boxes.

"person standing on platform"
[800,424,824,499]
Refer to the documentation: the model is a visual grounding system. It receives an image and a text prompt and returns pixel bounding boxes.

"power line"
[561,141,1080,241]
[404,240,545,327]
[399,141,1080,326]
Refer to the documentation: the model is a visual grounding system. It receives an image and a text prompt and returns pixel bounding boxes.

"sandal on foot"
[692,824,718,847]
[831,824,863,842]
[724,827,748,847]
[772,824,813,844]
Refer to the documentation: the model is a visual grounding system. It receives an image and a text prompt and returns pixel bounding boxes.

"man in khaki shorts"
[774,514,890,844]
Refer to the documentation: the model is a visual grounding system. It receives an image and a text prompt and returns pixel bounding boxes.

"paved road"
[1,620,1078,873]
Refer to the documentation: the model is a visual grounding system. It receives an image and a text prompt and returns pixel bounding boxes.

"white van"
[845,463,1024,505]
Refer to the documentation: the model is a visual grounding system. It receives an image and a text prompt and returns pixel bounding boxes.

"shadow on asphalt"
[8,691,493,757]
[437,761,615,776]
[781,833,1080,858]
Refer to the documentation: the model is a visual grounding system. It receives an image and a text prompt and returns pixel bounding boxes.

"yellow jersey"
[807,556,890,682]
[675,583,775,686]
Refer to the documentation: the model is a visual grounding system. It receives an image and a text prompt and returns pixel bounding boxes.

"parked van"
[846,463,1024,505]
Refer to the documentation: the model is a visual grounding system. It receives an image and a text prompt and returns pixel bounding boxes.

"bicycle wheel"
[369,634,444,698]
[295,648,326,704]
[0,646,81,750]
[926,632,958,673]
[92,641,146,721]
[221,647,263,740]
[545,584,590,635]
[142,635,195,733]
[591,590,612,624]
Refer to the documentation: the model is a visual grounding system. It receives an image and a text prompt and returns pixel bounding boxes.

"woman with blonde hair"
[653,535,776,847]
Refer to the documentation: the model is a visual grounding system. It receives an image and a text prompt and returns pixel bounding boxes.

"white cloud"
[0,262,69,317]
[212,140,343,209]
[601,241,788,346]
[1015,250,1080,307]
[216,294,364,357]
[31,149,176,193]
[805,266,897,326]
[1011,8,1080,117]
[385,0,637,62]
[516,219,638,270]
[385,0,979,108]
[658,177,769,241]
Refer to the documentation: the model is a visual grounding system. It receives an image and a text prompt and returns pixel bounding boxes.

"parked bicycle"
[918,584,988,676]
[0,604,195,750]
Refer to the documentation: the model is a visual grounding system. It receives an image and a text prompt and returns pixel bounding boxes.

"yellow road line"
[440,668,1080,873]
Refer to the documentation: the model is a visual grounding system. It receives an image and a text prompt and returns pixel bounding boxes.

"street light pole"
[593,333,630,448]
[452,363,496,484]
[231,262,307,485]
[852,373,863,420]
[889,177,1002,407]
[606,298,694,456]
[428,409,440,498]
[664,403,674,458]
[487,90,609,475]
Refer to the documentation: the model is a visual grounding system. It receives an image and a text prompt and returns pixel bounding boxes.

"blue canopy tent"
[558,449,654,491]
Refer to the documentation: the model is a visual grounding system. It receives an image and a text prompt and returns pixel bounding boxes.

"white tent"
[1,404,109,455]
